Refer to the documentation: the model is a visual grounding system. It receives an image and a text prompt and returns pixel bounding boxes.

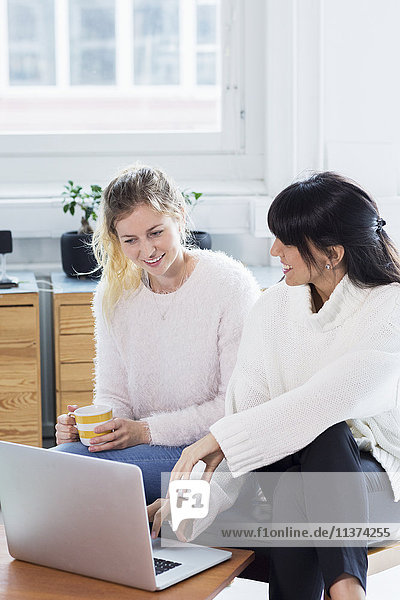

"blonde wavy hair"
[92,164,188,320]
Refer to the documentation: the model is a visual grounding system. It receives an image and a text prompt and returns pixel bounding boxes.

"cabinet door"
[0,305,41,446]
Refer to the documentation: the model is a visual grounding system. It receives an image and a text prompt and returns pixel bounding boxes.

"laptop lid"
[0,441,158,590]
[0,441,231,591]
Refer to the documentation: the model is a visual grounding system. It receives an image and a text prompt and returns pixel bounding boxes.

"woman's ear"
[328,245,345,267]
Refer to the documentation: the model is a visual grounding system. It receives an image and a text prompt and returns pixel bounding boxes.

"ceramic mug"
[68,404,113,446]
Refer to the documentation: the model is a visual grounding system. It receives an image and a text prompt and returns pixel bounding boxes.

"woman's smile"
[142,253,165,267]
[281,262,293,274]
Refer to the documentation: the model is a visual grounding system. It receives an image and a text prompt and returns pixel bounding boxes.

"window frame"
[0,0,243,155]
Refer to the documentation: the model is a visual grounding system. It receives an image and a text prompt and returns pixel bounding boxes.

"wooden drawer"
[59,391,94,416]
[60,362,94,392]
[59,304,94,335]
[0,362,38,392]
[0,306,36,343]
[0,391,41,446]
[0,344,37,364]
[59,334,95,363]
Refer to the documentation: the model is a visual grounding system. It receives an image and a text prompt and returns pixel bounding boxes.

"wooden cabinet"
[0,272,42,446]
[52,274,98,417]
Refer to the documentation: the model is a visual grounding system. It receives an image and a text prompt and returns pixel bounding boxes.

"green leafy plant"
[181,190,203,211]
[62,181,102,234]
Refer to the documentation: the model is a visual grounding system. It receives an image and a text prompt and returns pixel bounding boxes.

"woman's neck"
[310,285,324,312]
[148,249,190,294]
[311,271,346,312]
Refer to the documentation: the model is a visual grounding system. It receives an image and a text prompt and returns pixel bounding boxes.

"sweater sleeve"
[210,301,400,476]
[189,463,247,541]
[144,267,261,446]
[92,285,133,419]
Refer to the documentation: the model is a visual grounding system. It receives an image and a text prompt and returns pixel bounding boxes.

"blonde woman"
[55,164,260,503]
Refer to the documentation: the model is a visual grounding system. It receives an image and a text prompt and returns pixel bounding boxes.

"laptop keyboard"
[154,557,182,576]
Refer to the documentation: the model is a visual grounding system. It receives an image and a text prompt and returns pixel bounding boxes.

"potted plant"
[60,181,102,278]
[182,190,212,250]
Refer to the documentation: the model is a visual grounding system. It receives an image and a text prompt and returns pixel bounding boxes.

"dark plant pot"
[189,230,212,250]
[61,231,100,279]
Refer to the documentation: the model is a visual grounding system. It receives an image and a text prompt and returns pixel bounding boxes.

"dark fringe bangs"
[267,187,323,269]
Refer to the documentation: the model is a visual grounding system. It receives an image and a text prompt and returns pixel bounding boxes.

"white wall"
[264,0,400,250]
[324,0,400,248]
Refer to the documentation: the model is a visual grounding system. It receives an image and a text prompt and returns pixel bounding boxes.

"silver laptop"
[0,441,231,591]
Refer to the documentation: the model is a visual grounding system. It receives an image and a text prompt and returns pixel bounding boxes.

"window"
[133,0,180,86]
[0,0,264,195]
[0,0,223,133]
[196,1,218,85]
[69,0,116,86]
[7,0,56,86]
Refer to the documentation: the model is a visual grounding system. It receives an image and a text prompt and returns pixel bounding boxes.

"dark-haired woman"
[150,172,400,600]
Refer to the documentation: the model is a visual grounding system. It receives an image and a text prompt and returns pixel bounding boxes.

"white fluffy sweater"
[92,250,260,446]
[210,275,400,499]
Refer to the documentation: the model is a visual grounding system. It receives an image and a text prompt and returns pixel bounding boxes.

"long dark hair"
[267,171,400,287]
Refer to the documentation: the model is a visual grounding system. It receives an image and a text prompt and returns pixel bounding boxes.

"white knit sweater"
[189,276,400,540]
[92,250,260,446]
[210,275,400,499]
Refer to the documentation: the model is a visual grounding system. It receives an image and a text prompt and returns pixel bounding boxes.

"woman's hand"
[149,433,225,539]
[170,432,224,483]
[148,498,191,542]
[147,498,170,537]
[88,418,150,452]
[55,404,80,444]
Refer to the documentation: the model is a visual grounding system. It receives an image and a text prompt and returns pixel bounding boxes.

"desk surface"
[0,525,253,600]
[0,271,37,295]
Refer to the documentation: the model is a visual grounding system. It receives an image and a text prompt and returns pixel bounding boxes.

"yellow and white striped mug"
[68,405,113,447]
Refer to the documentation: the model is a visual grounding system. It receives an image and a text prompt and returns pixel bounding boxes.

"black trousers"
[255,422,370,600]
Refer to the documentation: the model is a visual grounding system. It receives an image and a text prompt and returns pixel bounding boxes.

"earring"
[325,264,331,270]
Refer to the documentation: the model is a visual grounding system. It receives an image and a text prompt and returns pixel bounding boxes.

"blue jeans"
[53,442,187,505]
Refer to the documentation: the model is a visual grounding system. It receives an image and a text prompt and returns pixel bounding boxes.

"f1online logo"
[169,480,210,532]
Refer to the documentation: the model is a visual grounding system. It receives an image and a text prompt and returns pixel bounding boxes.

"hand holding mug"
[55,404,80,444]
[56,404,113,446]
[56,403,151,450]
[88,417,151,452]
